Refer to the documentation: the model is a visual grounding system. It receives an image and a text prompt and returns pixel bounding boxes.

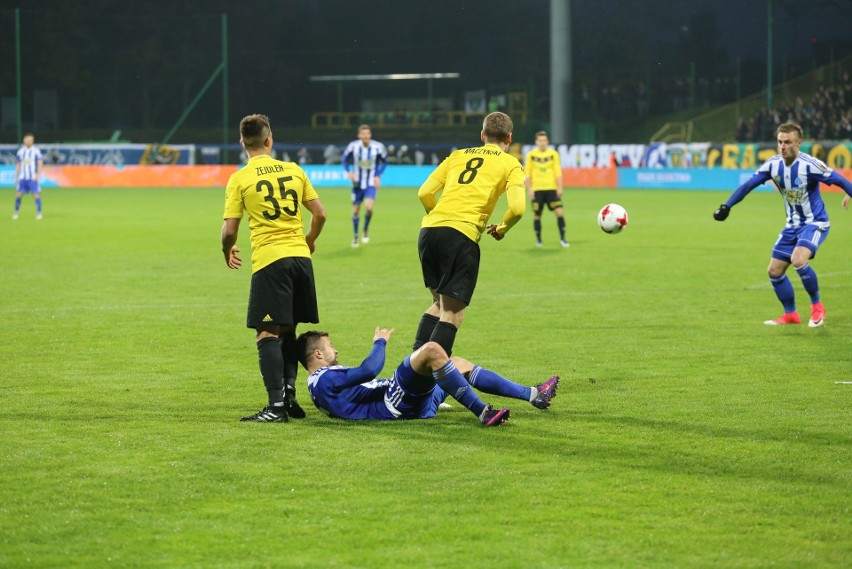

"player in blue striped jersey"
[342,125,387,246]
[13,133,44,220]
[296,327,559,426]
[714,122,852,327]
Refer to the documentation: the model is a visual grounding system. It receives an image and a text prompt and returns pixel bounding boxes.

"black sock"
[279,331,298,394]
[534,219,542,241]
[557,217,566,240]
[257,336,284,406]
[413,313,440,350]
[429,321,458,357]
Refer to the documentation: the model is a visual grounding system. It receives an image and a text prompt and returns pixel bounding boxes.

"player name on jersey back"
[255,164,286,176]
[464,147,502,156]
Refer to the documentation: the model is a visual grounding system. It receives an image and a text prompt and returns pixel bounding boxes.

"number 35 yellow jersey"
[224,154,319,272]
[419,143,525,242]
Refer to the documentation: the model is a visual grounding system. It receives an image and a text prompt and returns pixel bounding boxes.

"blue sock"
[364,212,372,234]
[34,197,42,214]
[770,274,797,313]
[795,264,820,304]
[14,197,21,213]
[468,365,532,402]
[352,215,359,237]
[433,360,487,417]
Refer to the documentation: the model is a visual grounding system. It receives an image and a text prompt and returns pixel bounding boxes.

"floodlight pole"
[222,13,229,164]
[15,8,22,141]
[550,0,572,144]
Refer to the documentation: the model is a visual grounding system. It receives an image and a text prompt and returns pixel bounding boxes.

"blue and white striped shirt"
[17,145,43,180]
[342,140,387,190]
[726,152,852,228]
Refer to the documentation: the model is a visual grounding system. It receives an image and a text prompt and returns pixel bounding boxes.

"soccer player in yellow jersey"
[525,131,568,247]
[221,114,327,422]
[414,112,526,357]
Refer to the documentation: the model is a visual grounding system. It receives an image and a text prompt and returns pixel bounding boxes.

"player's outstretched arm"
[843,195,850,210]
[713,170,771,221]
[221,218,242,269]
[338,335,389,388]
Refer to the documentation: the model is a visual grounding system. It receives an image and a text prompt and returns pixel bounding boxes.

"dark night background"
[0,0,849,143]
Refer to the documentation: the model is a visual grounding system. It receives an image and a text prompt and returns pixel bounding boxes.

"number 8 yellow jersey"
[419,143,526,243]
[224,154,319,272]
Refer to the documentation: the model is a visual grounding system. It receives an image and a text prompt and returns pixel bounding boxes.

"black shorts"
[246,257,319,329]
[418,226,480,305]
[532,190,562,214]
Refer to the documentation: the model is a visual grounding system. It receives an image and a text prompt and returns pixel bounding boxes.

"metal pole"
[767,0,773,112]
[550,0,572,143]
[222,14,229,164]
[15,8,22,141]
[161,62,224,145]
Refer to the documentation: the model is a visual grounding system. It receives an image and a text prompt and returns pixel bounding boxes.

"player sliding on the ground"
[714,122,852,328]
[296,327,559,426]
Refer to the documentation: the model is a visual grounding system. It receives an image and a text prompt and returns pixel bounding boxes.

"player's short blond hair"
[777,122,803,141]
[240,114,271,150]
[482,112,513,143]
[358,124,371,133]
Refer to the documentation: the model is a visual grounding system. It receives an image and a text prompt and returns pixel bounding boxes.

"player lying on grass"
[295,327,558,426]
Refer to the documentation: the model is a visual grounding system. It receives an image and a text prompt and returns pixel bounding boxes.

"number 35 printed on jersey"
[256,176,298,220]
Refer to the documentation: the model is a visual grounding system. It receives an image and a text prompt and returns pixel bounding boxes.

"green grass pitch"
[1,185,850,568]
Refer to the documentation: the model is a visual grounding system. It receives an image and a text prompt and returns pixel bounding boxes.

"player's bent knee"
[421,341,448,366]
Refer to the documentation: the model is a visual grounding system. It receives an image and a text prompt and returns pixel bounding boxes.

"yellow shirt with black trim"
[524,147,561,191]
[419,144,526,243]
[223,154,319,273]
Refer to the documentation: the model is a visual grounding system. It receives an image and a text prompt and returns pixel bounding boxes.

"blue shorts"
[351,185,377,205]
[18,179,40,194]
[771,225,829,262]
[384,356,447,420]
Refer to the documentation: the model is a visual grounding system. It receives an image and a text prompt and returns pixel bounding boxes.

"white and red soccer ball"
[597,203,628,234]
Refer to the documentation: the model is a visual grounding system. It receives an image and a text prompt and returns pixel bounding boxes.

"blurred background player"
[342,124,387,247]
[13,133,44,220]
[714,122,852,327]
[414,112,526,357]
[296,326,559,426]
[524,131,568,247]
[221,114,327,422]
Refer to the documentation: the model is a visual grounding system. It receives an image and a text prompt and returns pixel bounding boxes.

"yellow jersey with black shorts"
[416,143,525,304]
[525,147,563,212]
[224,154,321,328]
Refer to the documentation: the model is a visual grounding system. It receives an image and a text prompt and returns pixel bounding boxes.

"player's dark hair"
[295,330,329,369]
[777,122,803,141]
[240,114,271,150]
[482,112,513,143]
[535,131,548,139]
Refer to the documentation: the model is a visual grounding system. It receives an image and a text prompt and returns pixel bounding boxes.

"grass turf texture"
[1,186,850,568]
